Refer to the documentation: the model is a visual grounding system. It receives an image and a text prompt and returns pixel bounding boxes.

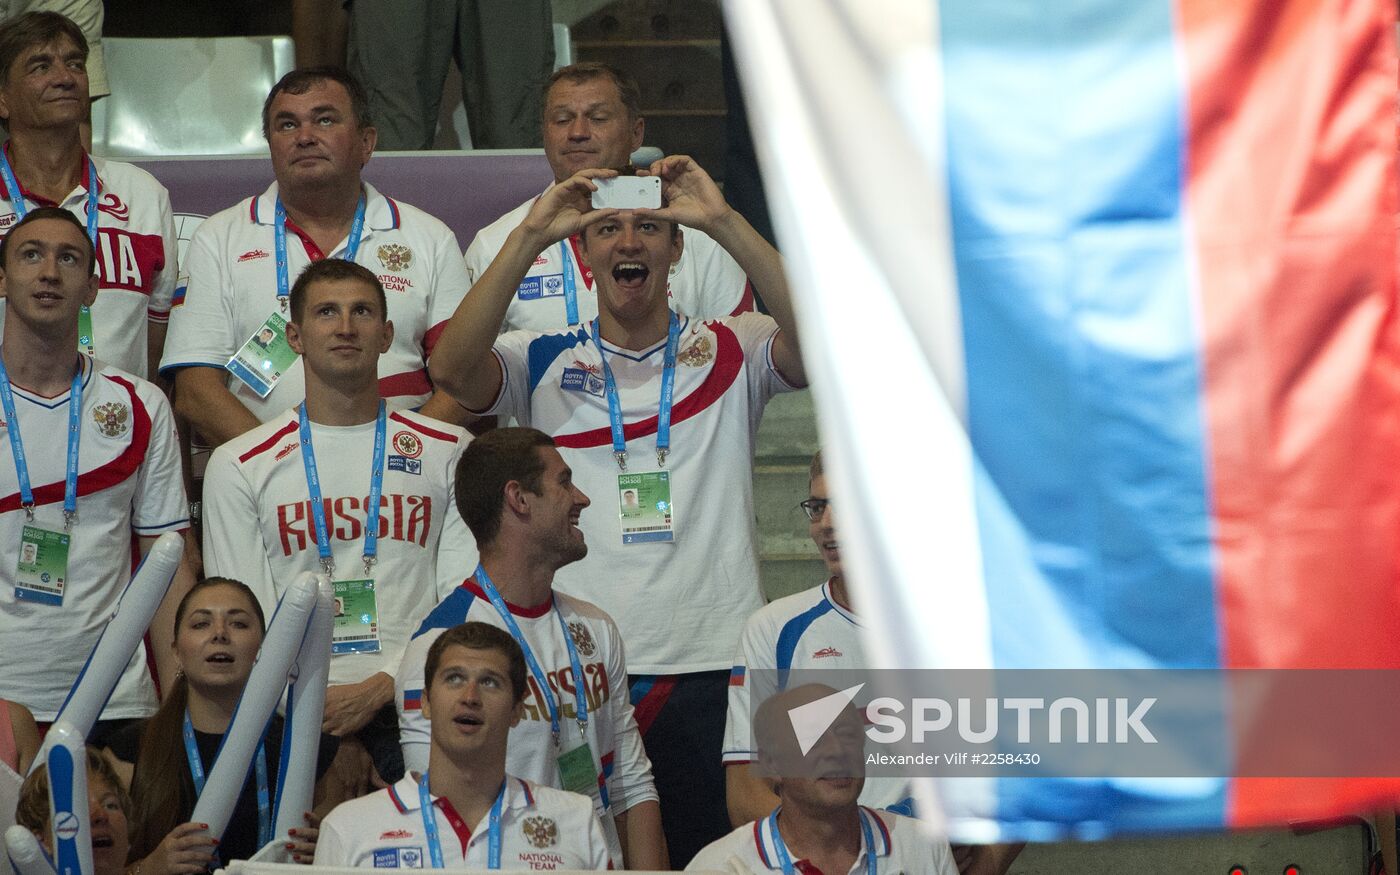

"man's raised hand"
[636,155,733,234]
[520,168,623,246]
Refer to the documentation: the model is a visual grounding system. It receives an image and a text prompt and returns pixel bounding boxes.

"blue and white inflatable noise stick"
[6,826,57,875]
[33,533,184,774]
[272,574,334,842]
[44,723,90,875]
[190,573,320,843]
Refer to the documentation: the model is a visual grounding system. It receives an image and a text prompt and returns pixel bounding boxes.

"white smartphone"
[591,176,662,210]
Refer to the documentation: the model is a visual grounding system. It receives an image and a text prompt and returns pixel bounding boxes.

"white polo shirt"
[315,773,610,870]
[0,355,188,720]
[687,807,957,875]
[160,180,470,420]
[397,576,657,865]
[464,194,752,333]
[0,150,179,380]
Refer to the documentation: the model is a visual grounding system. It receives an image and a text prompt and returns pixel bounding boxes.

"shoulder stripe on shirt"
[379,369,432,399]
[237,419,300,463]
[775,599,836,682]
[730,280,756,316]
[553,322,744,449]
[386,198,401,229]
[0,375,152,513]
[526,328,590,394]
[412,584,478,638]
[389,411,459,443]
[423,320,449,354]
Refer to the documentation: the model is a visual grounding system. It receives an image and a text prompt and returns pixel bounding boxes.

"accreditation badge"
[77,306,95,357]
[331,578,381,654]
[618,471,674,544]
[557,741,600,795]
[226,313,299,399]
[15,525,69,606]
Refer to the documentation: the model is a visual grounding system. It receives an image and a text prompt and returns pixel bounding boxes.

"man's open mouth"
[612,262,649,288]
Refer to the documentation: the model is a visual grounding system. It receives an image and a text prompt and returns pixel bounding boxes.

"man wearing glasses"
[722,449,881,824]
[721,450,1023,875]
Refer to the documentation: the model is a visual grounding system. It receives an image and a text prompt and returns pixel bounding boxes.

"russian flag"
[403,689,422,712]
[728,0,1400,838]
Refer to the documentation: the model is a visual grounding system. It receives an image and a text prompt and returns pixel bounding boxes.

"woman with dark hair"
[107,577,336,867]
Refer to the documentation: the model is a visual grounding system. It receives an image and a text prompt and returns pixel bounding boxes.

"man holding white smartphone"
[462,63,754,333]
[429,155,805,867]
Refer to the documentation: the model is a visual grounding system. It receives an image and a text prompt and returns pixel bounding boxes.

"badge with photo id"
[226,313,299,398]
[15,525,70,606]
[558,742,599,796]
[331,578,380,654]
[77,306,95,357]
[618,471,674,544]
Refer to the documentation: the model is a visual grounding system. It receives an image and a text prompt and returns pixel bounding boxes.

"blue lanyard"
[420,774,505,869]
[473,563,588,747]
[298,400,386,577]
[768,808,878,875]
[183,712,272,848]
[588,311,681,471]
[0,353,83,527]
[0,149,99,246]
[273,193,366,312]
[557,240,581,326]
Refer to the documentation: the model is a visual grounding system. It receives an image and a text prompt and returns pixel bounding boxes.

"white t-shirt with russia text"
[201,405,478,686]
[0,356,188,720]
[160,180,469,420]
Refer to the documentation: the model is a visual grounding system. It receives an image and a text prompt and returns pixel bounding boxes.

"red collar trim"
[281,214,327,261]
[461,576,554,618]
[435,796,474,856]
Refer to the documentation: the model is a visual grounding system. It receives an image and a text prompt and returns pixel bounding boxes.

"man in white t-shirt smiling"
[396,426,663,869]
